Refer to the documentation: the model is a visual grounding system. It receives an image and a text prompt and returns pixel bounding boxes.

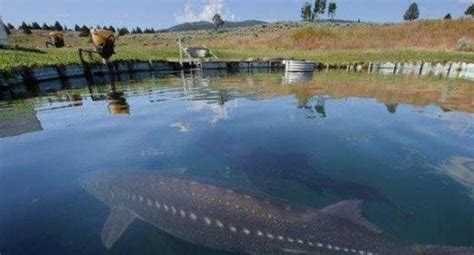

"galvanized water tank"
[283,60,315,72]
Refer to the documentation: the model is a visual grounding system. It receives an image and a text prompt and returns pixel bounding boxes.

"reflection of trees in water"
[385,103,398,114]
[297,95,327,119]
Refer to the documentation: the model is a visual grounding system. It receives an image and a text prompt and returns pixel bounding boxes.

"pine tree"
[54,21,63,31]
[135,27,142,33]
[21,23,32,35]
[7,23,14,30]
[466,4,474,17]
[301,2,314,21]
[31,22,41,30]
[403,2,420,21]
[20,22,29,30]
[444,13,452,20]
[4,24,11,35]
[328,2,337,20]
[108,26,116,33]
[79,25,90,37]
[74,24,81,31]
[42,23,50,30]
[118,27,129,36]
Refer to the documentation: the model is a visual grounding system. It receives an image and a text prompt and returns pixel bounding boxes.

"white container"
[283,60,315,72]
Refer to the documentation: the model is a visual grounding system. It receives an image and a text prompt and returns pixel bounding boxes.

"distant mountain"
[165,20,267,32]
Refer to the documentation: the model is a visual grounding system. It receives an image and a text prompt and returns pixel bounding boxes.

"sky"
[0,0,472,29]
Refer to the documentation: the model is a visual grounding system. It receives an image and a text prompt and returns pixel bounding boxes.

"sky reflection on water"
[0,71,473,255]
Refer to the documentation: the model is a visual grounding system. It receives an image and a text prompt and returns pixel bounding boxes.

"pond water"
[1,70,473,255]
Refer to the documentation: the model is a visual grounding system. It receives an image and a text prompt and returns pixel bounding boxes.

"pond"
[1,70,473,255]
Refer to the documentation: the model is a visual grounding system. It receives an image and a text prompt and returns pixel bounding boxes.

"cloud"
[175,0,236,23]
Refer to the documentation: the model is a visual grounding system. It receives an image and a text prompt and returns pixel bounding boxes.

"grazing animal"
[81,171,473,255]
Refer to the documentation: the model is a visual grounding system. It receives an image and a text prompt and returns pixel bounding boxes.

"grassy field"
[1,19,473,70]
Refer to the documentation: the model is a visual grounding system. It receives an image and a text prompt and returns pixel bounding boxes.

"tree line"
[6,21,157,36]
[301,0,337,22]
[301,1,474,22]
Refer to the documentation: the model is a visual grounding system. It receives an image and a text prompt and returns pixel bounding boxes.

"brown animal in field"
[45,32,65,48]
[79,28,116,64]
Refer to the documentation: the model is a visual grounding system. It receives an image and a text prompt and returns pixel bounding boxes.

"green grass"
[214,48,474,64]
[0,46,180,71]
[1,46,473,72]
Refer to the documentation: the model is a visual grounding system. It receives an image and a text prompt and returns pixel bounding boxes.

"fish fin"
[101,206,136,249]
[321,200,383,234]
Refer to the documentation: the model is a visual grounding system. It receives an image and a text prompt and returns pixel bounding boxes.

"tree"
[212,14,224,31]
[466,4,474,17]
[444,13,452,20]
[135,27,142,33]
[79,25,90,37]
[4,24,11,35]
[301,2,314,22]
[117,27,129,36]
[328,2,337,20]
[7,23,14,30]
[31,22,41,30]
[54,21,63,31]
[74,24,81,31]
[21,22,32,35]
[108,26,116,33]
[20,22,30,30]
[403,2,420,21]
[42,23,50,30]
[313,0,327,19]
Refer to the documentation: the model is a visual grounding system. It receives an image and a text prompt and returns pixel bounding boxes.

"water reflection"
[107,85,130,115]
[282,72,314,85]
[385,103,398,114]
[1,71,474,254]
[0,102,42,138]
[296,95,327,119]
[437,156,474,198]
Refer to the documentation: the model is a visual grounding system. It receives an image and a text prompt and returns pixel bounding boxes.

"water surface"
[1,70,473,255]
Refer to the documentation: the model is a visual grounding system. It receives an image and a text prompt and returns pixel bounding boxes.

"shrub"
[457,37,472,52]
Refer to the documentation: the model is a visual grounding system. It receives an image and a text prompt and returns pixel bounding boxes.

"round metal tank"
[283,60,315,72]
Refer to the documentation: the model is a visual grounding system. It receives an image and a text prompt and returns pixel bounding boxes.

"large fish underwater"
[81,171,473,255]
[195,137,405,217]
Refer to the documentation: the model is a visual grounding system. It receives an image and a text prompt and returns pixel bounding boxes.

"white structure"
[283,60,315,72]
[0,16,10,48]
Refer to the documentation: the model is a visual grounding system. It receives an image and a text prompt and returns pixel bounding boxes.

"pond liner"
[1,60,472,94]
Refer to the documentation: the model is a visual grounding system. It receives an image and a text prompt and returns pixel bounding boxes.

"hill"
[166,20,266,32]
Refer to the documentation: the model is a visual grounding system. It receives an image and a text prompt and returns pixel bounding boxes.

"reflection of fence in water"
[369,62,474,80]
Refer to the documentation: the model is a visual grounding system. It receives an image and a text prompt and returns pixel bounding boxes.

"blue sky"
[1,0,472,29]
